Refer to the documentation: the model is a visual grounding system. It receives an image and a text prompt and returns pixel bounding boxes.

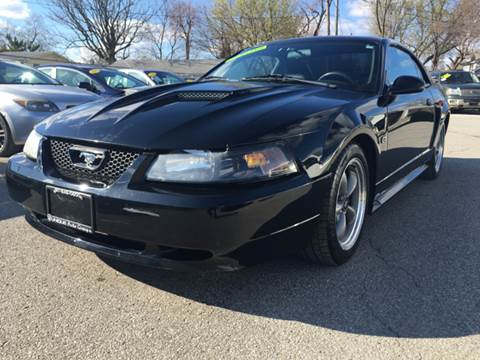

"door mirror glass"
[389,76,425,95]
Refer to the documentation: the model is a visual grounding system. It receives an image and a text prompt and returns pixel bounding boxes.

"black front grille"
[49,139,140,186]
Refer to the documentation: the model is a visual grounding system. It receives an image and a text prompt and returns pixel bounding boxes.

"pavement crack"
[360,275,402,338]
[367,236,421,289]
[366,235,478,336]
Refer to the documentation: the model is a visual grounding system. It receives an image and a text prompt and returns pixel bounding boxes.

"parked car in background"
[119,69,184,86]
[37,64,148,98]
[432,70,480,111]
[0,60,100,157]
[6,36,448,271]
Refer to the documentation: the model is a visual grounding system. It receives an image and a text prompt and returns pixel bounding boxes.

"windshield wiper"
[198,75,226,82]
[241,74,337,88]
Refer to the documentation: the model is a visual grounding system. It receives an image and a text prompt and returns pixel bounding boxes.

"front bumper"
[6,153,330,271]
[447,96,480,109]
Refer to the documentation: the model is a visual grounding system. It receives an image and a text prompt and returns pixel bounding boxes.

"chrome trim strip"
[251,213,320,241]
[376,148,432,186]
[373,164,428,212]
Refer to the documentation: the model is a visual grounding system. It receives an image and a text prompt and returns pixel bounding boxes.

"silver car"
[0,60,100,157]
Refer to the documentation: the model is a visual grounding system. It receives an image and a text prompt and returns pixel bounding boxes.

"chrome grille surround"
[48,139,140,186]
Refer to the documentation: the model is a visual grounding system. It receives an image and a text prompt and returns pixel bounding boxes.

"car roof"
[38,63,111,71]
[437,70,471,73]
[262,35,387,47]
[0,59,37,68]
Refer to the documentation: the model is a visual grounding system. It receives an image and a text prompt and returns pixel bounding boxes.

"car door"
[382,46,435,177]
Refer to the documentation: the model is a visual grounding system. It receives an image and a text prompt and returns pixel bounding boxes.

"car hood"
[37,81,361,150]
[441,83,480,89]
[1,84,100,108]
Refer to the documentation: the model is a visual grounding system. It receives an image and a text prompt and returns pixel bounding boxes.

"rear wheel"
[0,116,16,157]
[301,144,369,266]
[421,125,445,180]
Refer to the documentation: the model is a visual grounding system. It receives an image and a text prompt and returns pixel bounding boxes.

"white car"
[119,69,184,86]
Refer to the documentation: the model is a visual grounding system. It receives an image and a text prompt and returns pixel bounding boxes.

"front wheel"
[300,144,369,266]
[0,116,17,157]
[421,125,445,180]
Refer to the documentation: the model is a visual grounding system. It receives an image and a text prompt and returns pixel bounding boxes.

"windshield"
[205,40,381,92]
[144,71,183,85]
[0,62,59,85]
[88,68,146,89]
[440,72,479,84]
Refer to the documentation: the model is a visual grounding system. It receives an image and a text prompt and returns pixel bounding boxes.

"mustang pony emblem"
[68,145,106,171]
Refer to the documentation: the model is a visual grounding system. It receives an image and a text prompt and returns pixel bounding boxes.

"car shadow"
[0,158,25,221]
[101,156,480,339]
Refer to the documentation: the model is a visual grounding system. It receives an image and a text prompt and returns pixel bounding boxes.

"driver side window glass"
[386,47,422,85]
[39,67,53,77]
[56,69,93,88]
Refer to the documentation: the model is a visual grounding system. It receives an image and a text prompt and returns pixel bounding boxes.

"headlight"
[23,130,43,160]
[13,99,59,112]
[146,144,299,183]
[446,88,461,96]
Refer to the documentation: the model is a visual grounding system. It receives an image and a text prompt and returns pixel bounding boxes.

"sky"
[0,0,373,61]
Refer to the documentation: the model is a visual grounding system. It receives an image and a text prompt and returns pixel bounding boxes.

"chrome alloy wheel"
[0,121,5,152]
[434,128,445,173]
[335,158,367,251]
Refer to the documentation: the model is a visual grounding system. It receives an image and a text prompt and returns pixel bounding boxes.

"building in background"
[0,51,71,67]
[113,59,222,80]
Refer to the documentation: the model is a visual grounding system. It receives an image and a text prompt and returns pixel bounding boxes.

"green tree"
[0,33,41,52]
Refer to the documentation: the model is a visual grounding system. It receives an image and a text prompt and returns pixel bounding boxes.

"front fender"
[287,109,380,180]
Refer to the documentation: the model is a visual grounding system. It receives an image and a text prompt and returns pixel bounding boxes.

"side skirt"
[372,163,429,212]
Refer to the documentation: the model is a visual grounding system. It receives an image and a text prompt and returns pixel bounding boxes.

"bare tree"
[170,0,198,61]
[144,0,170,60]
[0,16,54,52]
[49,0,152,64]
[445,0,480,69]
[365,0,480,69]
[298,0,326,36]
[196,7,234,59]
[365,0,417,42]
[326,0,333,35]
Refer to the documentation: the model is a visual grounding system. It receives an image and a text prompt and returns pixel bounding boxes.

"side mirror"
[78,81,95,93]
[389,76,425,95]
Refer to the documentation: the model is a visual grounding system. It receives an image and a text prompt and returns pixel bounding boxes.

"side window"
[56,68,93,88]
[386,47,424,85]
[125,71,145,83]
[39,67,53,77]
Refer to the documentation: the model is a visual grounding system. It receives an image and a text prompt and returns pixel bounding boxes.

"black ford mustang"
[6,37,449,271]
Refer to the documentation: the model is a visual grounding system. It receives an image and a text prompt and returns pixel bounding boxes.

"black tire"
[0,116,17,157]
[421,125,445,180]
[300,144,369,266]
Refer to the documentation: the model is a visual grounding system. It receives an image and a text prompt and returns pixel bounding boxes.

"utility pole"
[335,0,339,35]
[327,0,331,35]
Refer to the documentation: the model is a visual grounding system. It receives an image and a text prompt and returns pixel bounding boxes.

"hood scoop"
[176,91,233,102]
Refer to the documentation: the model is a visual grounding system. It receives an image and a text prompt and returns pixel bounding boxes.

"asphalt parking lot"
[1,113,480,359]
